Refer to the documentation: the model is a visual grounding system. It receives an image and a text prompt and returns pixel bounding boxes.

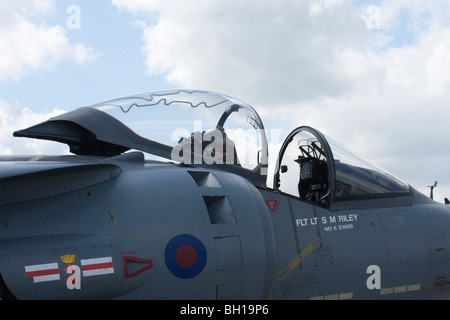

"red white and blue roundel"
[164,234,207,279]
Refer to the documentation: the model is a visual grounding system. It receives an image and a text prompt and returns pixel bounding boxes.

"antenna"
[427,181,438,199]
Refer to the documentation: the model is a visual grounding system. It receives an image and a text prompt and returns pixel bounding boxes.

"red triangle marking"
[122,256,154,279]
[265,199,278,213]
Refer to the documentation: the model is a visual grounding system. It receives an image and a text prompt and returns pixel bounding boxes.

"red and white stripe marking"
[25,263,60,283]
[80,257,114,277]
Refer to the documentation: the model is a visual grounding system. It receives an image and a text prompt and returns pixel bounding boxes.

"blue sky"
[0,0,174,110]
[0,0,436,109]
[1,0,450,201]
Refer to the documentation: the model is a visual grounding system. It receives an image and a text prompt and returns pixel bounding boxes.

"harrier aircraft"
[0,90,449,300]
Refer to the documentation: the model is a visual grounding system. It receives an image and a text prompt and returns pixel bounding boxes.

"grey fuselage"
[0,153,449,300]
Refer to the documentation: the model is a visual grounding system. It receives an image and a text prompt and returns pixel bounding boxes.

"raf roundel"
[164,234,207,279]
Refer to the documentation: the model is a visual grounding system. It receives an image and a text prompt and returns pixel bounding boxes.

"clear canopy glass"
[15,89,410,201]
[89,90,268,172]
[275,126,410,205]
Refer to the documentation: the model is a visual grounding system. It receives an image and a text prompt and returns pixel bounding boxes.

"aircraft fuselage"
[1,155,449,300]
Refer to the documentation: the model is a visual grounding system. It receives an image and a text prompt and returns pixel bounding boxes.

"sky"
[1,0,450,202]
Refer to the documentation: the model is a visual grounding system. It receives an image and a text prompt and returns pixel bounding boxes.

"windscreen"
[328,137,410,200]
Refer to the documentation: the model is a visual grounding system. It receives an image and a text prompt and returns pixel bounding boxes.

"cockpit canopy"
[14,90,411,207]
[14,90,269,186]
[274,126,411,208]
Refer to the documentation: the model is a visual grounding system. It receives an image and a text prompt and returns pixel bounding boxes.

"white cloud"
[113,0,366,105]
[378,0,450,33]
[309,0,349,17]
[112,0,450,200]
[0,99,68,155]
[0,0,54,25]
[0,0,100,82]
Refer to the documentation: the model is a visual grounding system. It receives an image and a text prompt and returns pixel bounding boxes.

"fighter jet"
[0,90,449,300]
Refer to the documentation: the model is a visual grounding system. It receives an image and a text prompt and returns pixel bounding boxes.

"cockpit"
[274,126,411,208]
[14,90,412,207]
